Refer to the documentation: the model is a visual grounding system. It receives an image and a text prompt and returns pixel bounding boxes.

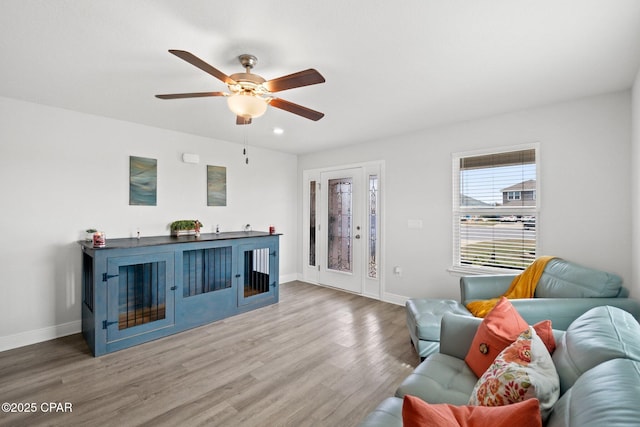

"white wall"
[299,91,632,302]
[1,89,634,351]
[0,96,298,351]
[632,70,640,298]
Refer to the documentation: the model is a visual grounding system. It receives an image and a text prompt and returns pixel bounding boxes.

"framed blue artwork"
[129,156,157,206]
[207,165,227,206]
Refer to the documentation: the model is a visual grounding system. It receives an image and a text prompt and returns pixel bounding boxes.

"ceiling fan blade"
[168,50,236,85]
[263,69,325,93]
[236,116,252,125]
[269,98,324,121]
[155,91,225,99]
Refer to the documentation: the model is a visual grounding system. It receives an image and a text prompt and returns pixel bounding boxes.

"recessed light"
[273,127,284,135]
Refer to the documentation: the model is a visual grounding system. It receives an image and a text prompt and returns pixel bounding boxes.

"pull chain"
[243,121,249,165]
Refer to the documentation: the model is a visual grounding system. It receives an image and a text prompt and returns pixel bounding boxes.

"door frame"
[302,161,384,300]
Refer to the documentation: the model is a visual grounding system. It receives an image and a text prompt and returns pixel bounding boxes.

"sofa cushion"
[395,353,478,405]
[402,395,541,427]
[357,397,403,427]
[535,258,622,298]
[552,305,640,394]
[469,326,559,422]
[546,359,640,427]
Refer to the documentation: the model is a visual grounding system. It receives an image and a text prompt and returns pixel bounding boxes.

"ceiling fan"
[156,50,326,125]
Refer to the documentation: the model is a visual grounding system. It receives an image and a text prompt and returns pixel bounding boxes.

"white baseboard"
[0,280,407,353]
[290,275,410,307]
[279,273,298,284]
[0,320,81,353]
[382,291,409,306]
[1,274,297,353]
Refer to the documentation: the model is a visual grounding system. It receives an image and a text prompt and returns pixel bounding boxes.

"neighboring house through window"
[452,144,539,273]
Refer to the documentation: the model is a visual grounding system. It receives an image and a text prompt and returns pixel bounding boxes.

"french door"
[318,168,364,293]
[303,163,382,298]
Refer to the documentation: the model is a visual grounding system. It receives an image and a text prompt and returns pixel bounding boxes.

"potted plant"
[85,228,97,241]
[170,220,203,237]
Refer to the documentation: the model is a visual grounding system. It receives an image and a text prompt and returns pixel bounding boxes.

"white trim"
[301,161,385,301]
[451,141,540,159]
[0,320,81,352]
[279,273,298,284]
[362,291,380,300]
[295,278,407,307]
[381,291,408,306]
[301,170,320,284]
[447,265,520,277]
[364,164,384,299]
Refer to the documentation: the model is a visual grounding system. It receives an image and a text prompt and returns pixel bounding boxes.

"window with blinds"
[452,145,539,272]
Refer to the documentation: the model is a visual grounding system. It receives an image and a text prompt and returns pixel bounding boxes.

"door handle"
[355,234,361,239]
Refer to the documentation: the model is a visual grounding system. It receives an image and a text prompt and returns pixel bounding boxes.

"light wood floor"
[0,281,417,427]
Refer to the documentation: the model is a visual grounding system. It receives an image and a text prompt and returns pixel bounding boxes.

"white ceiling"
[2,1,640,154]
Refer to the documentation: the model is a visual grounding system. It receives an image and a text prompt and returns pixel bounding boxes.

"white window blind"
[452,146,538,273]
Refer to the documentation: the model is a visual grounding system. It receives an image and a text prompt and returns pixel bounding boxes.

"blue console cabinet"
[80,231,279,356]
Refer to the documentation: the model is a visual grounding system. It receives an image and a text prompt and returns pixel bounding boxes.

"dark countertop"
[78,231,280,250]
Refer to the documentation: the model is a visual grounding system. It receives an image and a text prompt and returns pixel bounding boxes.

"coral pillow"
[465,297,529,377]
[468,326,560,422]
[402,394,541,427]
[532,319,556,354]
[464,297,556,377]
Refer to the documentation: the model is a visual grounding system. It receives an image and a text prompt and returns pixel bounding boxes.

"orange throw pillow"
[532,319,556,354]
[464,297,529,377]
[465,298,556,377]
[402,395,542,427]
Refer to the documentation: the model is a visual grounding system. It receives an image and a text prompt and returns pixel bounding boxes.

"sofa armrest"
[460,274,516,303]
[439,312,482,360]
[618,287,630,298]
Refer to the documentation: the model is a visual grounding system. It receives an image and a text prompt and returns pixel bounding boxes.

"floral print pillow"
[468,326,560,422]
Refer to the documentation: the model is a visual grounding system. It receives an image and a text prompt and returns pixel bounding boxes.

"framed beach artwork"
[207,165,227,206]
[129,156,157,206]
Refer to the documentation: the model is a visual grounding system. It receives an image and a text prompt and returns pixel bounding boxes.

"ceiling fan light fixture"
[157,50,325,123]
[227,92,268,119]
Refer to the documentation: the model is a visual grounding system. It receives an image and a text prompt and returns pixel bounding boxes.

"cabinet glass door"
[238,241,277,306]
[105,252,175,342]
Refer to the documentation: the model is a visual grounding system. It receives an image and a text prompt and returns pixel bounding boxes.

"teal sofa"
[460,258,640,329]
[360,305,640,426]
[407,258,640,359]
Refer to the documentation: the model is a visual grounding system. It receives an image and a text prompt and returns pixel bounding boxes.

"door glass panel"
[118,261,166,330]
[368,175,378,279]
[327,177,353,272]
[309,180,316,266]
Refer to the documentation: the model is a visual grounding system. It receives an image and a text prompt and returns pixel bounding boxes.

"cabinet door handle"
[102,320,118,329]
